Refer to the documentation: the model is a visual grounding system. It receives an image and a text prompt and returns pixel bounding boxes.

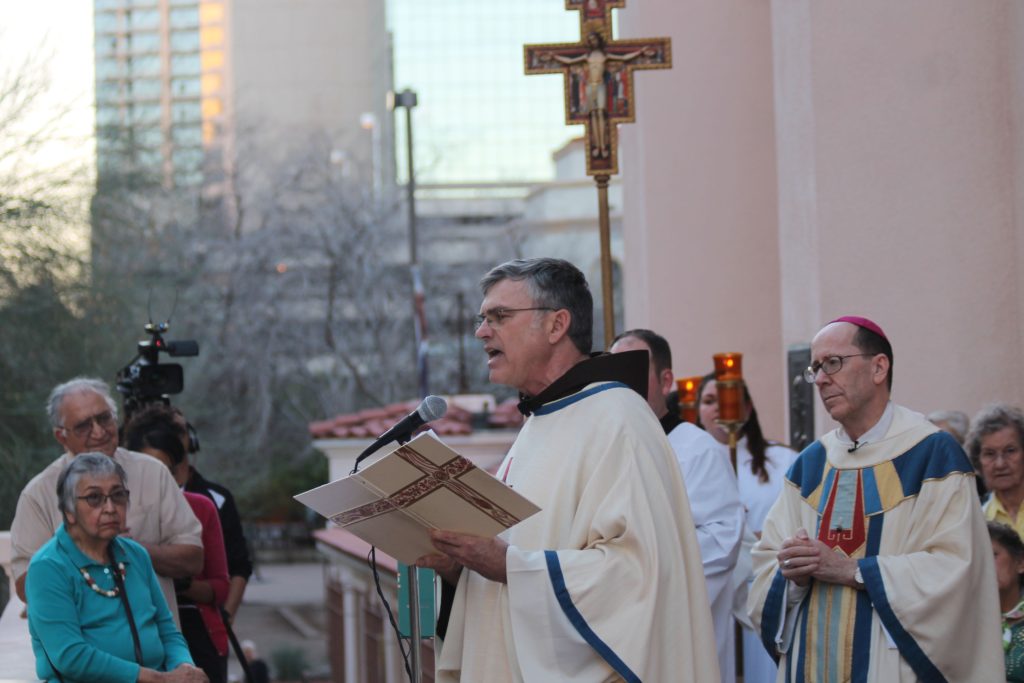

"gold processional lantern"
[676,375,703,425]
[713,352,744,472]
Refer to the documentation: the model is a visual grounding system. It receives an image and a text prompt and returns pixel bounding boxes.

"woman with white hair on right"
[968,404,1024,538]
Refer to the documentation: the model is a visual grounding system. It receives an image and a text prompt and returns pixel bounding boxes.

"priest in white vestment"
[748,317,1004,682]
[418,258,719,682]
[611,329,744,683]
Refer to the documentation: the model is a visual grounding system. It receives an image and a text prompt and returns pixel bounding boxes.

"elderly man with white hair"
[11,377,202,621]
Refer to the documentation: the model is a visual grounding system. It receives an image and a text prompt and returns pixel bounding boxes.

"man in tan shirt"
[11,377,203,619]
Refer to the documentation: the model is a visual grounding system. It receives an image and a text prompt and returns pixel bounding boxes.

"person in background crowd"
[927,409,970,446]
[969,404,1024,536]
[697,374,797,683]
[171,407,254,623]
[930,408,984,497]
[749,316,1004,680]
[11,377,202,624]
[989,522,1024,682]
[240,640,269,683]
[26,453,207,683]
[124,406,231,683]
[610,329,743,683]
[698,375,799,540]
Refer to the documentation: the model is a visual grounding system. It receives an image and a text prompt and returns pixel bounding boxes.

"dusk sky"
[1,1,95,167]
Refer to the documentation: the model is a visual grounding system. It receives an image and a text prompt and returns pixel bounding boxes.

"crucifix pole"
[596,174,614,348]
[524,0,671,348]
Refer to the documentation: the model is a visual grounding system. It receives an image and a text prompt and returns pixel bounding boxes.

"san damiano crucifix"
[525,0,671,347]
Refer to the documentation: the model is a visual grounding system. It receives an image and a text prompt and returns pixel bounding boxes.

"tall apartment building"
[93,0,392,195]
[94,0,225,187]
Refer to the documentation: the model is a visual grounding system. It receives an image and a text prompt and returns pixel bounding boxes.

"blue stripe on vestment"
[788,441,827,498]
[850,513,885,683]
[861,466,882,515]
[850,586,873,683]
[861,556,947,682]
[817,468,838,515]
[890,431,975,497]
[814,585,835,683]
[544,550,641,682]
[794,597,809,682]
[532,382,629,416]
[760,569,788,663]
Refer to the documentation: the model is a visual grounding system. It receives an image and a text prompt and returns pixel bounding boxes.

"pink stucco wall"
[618,0,786,436]
[619,0,1024,439]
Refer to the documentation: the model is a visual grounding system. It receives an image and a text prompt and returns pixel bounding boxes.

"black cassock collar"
[516,349,649,416]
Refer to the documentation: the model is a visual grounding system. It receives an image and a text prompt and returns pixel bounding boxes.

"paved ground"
[227,562,330,682]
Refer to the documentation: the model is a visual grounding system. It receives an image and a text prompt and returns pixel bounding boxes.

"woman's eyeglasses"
[77,489,130,508]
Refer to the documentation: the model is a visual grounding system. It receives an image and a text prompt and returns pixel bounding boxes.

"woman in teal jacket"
[26,453,207,683]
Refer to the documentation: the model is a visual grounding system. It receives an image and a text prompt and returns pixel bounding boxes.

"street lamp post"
[389,87,426,683]
[359,112,382,199]
[392,89,418,265]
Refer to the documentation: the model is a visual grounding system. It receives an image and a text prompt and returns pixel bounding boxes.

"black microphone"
[351,395,448,473]
[847,440,860,453]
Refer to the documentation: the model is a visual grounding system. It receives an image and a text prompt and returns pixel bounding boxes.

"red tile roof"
[309,396,523,440]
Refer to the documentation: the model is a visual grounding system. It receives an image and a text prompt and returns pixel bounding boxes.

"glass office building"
[388,0,582,184]
[93,0,227,187]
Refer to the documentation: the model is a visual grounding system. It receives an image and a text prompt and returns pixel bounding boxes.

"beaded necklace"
[78,562,127,598]
[1002,597,1024,651]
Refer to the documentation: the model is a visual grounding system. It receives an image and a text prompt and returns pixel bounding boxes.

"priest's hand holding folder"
[416,530,509,584]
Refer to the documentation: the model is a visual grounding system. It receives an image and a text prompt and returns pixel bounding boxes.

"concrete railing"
[0,530,41,681]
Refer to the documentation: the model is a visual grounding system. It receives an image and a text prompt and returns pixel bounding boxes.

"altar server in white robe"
[698,375,799,683]
[418,258,719,683]
[748,316,1004,682]
[611,329,744,683]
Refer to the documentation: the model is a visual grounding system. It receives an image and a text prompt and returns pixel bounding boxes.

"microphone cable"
[368,545,414,682]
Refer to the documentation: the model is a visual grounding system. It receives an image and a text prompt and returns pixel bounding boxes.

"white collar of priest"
[836,401,894,452]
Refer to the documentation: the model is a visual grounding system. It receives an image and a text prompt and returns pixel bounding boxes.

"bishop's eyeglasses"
[803,354,872,383]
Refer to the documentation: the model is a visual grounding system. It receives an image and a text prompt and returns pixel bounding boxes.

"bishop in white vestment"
[748,316,1004,682]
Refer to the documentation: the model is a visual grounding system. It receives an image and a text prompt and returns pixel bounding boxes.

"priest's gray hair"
[56,452,128,518]
[47,377,119,429]
[481,257,593,355]
[965,403,1024,470]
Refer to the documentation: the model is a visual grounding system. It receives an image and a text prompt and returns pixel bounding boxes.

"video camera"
[116,320,199,419]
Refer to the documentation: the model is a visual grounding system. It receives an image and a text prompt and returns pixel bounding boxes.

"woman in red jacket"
[125,409,231,683]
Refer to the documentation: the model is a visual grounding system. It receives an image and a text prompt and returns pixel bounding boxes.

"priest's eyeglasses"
[475,307,555,330]
[803,354,872,383]
[77,489,130,509]
[64,411,117,439]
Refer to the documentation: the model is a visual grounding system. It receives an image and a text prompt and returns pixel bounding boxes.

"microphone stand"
[352,426,431,682]
[351,434,396,475]
[408,553,423,683]
[396,431,424,683]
